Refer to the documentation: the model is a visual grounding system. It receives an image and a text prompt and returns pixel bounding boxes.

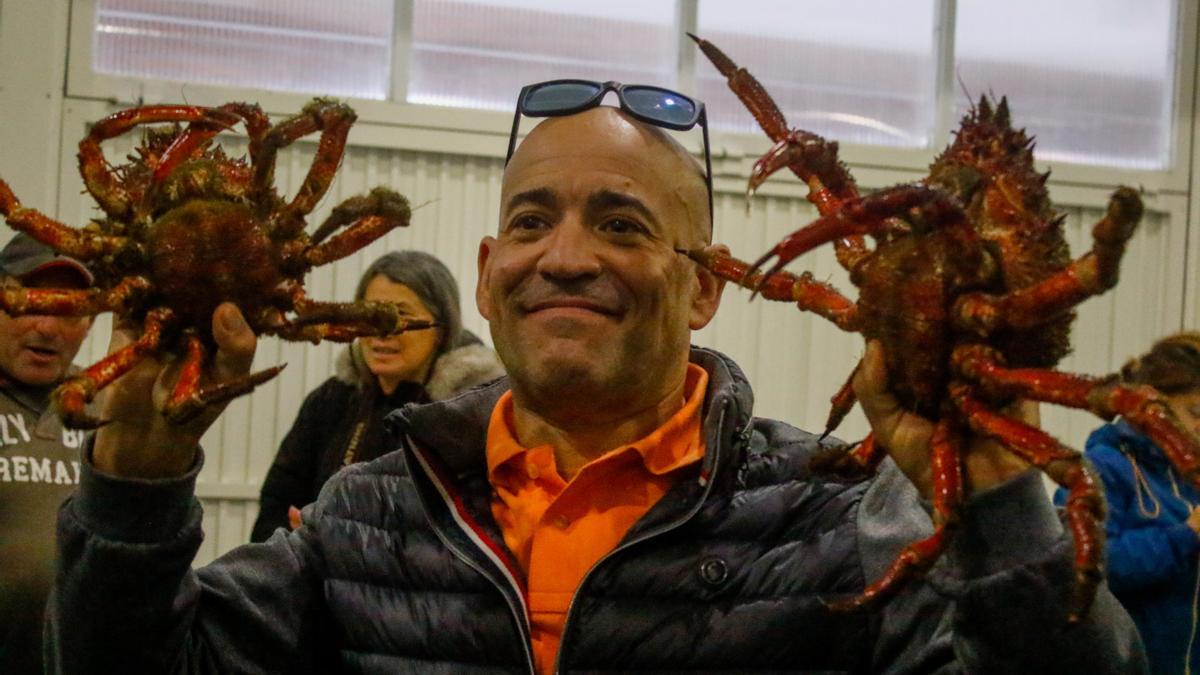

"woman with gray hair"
[251,251,504,542]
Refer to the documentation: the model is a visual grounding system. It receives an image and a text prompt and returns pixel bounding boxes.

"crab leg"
[747,132,860,214]
[273,323,366,343]
[217,102,271,166]
[689,34,789,143]
[950,382,1105,621]
[822,362,862,437]
[257,306,415,344]
[300,215,404,269]
[689,33,858,212]
[809,433,885,479]
[690,34,867,267]
[52,307,176,429]
[273,321,398,344]
[152,102,271,187]
[827,417,963,611]
[0,276,151,317]
[953,344,1200,485]
[256,99,356,231]
[78,106,240,219]
[954,187,1142,335]
[262,288,436,342]
[683,247,859,330]
[290,286,437,335]
[309,187,412,245]
[162,332,285,425]
[165,334,206,417]
[747,185,975,285]
[280,187,409,275]
[0,179,126,260]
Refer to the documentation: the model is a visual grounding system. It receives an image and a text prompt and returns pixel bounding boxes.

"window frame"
[66,0,1197,195]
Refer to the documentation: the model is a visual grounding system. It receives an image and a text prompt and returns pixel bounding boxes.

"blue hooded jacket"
[1057,420,1200,674]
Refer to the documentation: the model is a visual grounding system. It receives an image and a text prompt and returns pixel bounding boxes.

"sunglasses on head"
[505,79,713,228]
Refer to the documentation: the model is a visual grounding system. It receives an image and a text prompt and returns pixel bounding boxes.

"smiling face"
[0,267,92,387]
[358,276,440,393]
[476,107,722,422]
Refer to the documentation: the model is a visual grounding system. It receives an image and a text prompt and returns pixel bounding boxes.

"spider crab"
[0,98,430,428]
[689,35,1200,620]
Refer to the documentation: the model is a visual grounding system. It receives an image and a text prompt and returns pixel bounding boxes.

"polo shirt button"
[552,515,570,529]
[698,557,728,586]
[526,463,540,479]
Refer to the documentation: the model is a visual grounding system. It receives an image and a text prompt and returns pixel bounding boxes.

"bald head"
[505,107,711,246]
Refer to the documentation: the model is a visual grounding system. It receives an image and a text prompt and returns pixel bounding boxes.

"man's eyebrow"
[585,190,658,227]
[504,188,558,213]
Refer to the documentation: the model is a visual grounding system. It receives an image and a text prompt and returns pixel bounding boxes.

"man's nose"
[29,313,70,336]
[536,220,603,279]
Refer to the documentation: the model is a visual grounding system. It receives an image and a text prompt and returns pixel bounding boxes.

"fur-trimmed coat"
[249,335,503,542]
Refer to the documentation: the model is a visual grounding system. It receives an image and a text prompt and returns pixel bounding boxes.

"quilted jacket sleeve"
[860,460,1148,674]
[45,448,333,674]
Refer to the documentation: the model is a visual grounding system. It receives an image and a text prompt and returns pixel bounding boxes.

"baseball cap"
[0,233,94,286]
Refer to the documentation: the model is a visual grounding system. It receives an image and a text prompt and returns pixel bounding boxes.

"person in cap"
[0,233,94,674]
[47,88,1144,673]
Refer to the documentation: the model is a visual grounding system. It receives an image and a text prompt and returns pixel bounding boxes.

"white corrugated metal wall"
[0,2,1196,565]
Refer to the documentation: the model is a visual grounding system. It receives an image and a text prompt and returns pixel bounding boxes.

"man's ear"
[688,243,728,330]
[475,236,497,320]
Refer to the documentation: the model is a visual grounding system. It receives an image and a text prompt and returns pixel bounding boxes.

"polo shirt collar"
[486,364,709,488]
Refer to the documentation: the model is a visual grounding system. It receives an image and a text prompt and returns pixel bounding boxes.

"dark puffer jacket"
[47,347,1145,673]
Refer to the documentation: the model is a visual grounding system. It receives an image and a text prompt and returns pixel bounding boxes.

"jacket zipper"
[402,434,537,675]
[552,399,734,674]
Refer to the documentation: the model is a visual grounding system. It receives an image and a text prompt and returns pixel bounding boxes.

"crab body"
[0,98,430,427]
[856,227,992,418]
[147,200,282,333]
[928,103,1074,370]
[689,35,1200,621]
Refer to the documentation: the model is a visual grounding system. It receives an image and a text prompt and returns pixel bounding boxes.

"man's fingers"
[853,340,936,494]
[852,340,901,429]
[211,302,256,379]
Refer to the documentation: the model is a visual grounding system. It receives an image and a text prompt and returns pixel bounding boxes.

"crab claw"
[52,381,107,430]
[743,248,782,301]
[152,108,242,185]
[163,364,286,426]
[0,178,18,215]
[688,33,737,79]
[392,318,437,335]
[745,211,876,300]
[748,136,800,200]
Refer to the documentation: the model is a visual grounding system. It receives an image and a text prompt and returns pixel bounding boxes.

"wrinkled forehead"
[508,108,695,176]
[502,108,709,239]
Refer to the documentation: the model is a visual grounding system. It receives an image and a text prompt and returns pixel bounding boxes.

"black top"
[249,377,428,542]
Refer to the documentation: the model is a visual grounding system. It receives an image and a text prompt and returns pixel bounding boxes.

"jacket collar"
[389,345,756,492]
[1107,418,1169,466]
[390,345,757,638]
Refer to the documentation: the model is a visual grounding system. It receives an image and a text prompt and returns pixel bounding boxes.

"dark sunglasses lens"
[623,87,697,126]
[523,82,602,114]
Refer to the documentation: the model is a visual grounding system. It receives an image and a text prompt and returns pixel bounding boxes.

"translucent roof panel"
[93,0,394,100]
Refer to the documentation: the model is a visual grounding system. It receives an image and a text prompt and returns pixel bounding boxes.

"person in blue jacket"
[1058,331,1200,675]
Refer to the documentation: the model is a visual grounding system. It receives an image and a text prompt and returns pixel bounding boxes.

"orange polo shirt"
[486,364,708,675]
